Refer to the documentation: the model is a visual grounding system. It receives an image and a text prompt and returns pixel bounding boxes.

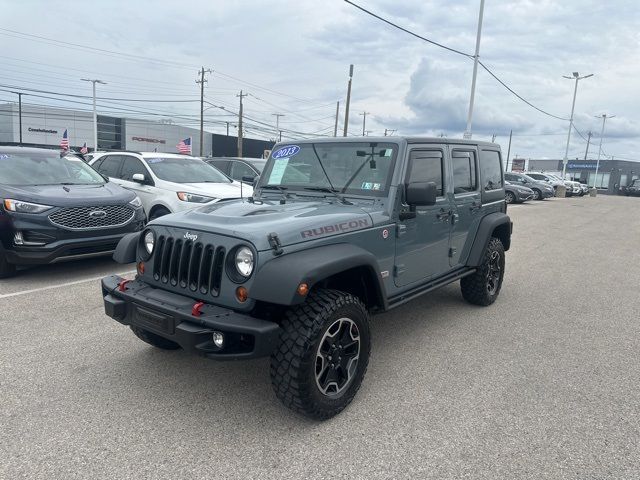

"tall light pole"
[81,78,106,151]
[272,113,285,143]
[463,0,485,139]
[561,72,593,179]
[593,114,614,188]
[343,64,354,137]
[359,111,370,136]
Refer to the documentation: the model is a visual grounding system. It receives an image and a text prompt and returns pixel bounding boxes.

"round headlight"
[144,230,155,255]
[235,246,254,277]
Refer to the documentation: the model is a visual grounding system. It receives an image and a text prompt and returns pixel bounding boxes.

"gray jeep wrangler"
[101,137,512,419]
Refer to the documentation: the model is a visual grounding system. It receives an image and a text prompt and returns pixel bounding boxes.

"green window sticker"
[268,157,290,184]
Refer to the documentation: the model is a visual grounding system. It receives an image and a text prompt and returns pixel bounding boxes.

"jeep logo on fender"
[301,218,369,238]
[184,232,198,241]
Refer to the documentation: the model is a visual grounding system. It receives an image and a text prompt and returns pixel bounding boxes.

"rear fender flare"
[466,213,512,266]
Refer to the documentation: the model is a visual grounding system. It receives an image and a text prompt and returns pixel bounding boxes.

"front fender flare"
[250,243,386,307]
[112,232,140,264]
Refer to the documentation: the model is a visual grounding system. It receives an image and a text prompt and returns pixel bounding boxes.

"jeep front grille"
[152,236,225,297]
[48,205,134,230]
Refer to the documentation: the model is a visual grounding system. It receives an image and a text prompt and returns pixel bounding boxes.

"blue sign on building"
[566,162,598,170]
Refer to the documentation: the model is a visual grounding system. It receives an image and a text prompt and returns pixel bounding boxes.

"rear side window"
[452,150,477,194]
[96,155,123,178]
[120,156,148,181]
[480,150,503,191]
[407,150,444,196]
[209,160,230,174]
[230,161,257,181]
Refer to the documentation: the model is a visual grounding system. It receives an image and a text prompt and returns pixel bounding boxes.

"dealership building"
[0,102,274,158]
[509,157,639,194]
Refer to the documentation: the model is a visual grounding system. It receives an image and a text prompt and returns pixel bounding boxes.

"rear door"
[449,146,481,267]
[394,145,453,287]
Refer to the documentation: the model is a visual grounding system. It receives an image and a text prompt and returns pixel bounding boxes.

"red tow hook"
[192,301,205,317]
[118,279,132,292]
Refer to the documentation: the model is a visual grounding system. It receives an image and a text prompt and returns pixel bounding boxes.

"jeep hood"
[152,199,374,251]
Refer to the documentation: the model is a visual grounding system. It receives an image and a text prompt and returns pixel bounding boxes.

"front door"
[449,146,482,266]
[394,146,453,287]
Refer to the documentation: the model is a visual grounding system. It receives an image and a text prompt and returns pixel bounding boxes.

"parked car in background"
[504,180,534,204]
[90,152,252,221]
[565,181,583,196]
[525,172,564,194]
[205,157,266,182]
[579,183,590,195]
[625,178,640,196]
[504,172,554,200]
[0,147,145,278]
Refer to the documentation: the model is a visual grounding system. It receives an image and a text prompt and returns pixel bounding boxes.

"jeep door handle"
[470,201,481,212]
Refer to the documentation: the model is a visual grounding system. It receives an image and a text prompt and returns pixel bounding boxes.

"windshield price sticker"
[382,149,392,157]
[147,158,164,164]
[273,145,300,159]
[268,157,290,183]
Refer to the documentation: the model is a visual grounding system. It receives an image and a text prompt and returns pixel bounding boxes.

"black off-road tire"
[130,326,181,350]
[0,252,16,279]
[270,289,371,420]
[505,191,515,204]
[461,237,505,306]
[532,188,542,200]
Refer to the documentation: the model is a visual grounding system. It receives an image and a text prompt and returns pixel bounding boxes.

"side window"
[230,161,257,181]
[480,150,503,191]
[407,150,444,196]
[120,156,148,181]
[452,150,477,194]
[505,173,518,183]
[91,158,104,170]
[210,160,230,174]
[96,155,123,178]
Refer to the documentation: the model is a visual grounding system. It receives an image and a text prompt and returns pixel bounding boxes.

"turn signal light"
[137,261,145,275]
[236,286,248,303]
[297,283,309,296]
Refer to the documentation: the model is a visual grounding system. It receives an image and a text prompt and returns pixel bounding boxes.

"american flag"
[176,137,192,154]
[60,129,69,150]
[80,142,88,154]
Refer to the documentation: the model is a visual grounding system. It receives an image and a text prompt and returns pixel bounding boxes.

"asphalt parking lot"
[1,194,639,479]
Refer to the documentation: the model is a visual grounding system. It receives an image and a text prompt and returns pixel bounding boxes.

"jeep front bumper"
[101,275,281,360]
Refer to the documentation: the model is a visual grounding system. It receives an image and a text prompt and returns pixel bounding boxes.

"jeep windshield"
[145,156,232,184]
[0,150,105,186]
[259,142,398,197]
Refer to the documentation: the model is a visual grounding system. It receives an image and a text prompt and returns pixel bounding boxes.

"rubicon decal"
[301,219,369,238]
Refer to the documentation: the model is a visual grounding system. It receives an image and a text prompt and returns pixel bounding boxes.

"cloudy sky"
[1,0,638,160]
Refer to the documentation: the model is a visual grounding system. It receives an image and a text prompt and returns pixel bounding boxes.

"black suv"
[0,147,145,277]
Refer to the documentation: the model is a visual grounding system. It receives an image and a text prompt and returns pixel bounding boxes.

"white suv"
[90,152,252,220]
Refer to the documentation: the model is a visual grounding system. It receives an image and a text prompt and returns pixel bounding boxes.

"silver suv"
[91,152,252,220]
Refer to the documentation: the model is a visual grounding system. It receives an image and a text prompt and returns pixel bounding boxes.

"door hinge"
[396,224,407,238]
[448,247,457,257]
[394,264,405,277]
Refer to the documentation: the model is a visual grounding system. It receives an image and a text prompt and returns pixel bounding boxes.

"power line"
[345,0,570,122]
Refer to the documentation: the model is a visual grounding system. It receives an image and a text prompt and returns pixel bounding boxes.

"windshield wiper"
[303,186,353,205]
[259,184,290,203]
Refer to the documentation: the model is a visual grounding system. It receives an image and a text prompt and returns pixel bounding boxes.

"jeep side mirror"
[406,181,437,206]
[132,173,146,184]
[241,175,256,184]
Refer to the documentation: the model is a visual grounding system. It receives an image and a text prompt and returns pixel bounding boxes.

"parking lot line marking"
[0,270,136,300]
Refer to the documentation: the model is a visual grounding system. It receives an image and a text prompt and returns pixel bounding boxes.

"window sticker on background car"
[272,145,300,159]
[361,182,373,190]
[382,149,392,157]
[372,183,381,190]
[268,157,290,183]
[147,158,163,164]
[0,154,9,159]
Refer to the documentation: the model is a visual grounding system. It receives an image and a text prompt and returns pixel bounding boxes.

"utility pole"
[463,0,485,139]
[561,72,594,179]
[593,114,615,188]
[12,92,23,144]
[333,101,340,137]
[359,111,370,136]
[506,129,512,171]
[81,78,106,151]
[583,131,592,160]
[196,67,212,157]
[491,133,496,142]
[225,122,230,136]
[272,113,285,144]
[343,64,354,137]
[237,90,248,157]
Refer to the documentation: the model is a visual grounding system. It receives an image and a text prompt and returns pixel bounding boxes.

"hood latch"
[268,232,284,256]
